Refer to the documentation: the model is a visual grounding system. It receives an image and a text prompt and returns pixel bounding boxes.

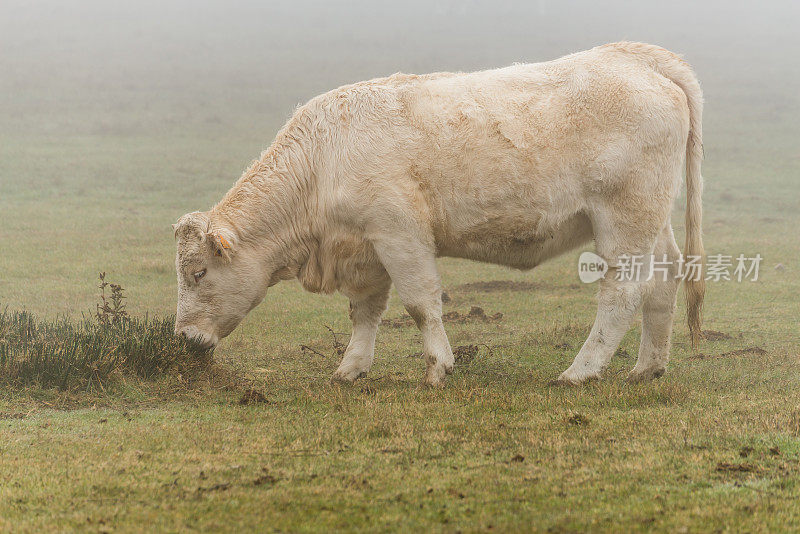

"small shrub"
[0,309,212,391]
[0,275,211,391]
[95,271,129,325]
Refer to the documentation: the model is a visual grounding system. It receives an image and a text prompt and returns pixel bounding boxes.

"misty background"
[2,1,798,153]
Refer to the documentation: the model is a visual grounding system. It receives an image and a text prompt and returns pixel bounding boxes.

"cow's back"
[317,45,690,269]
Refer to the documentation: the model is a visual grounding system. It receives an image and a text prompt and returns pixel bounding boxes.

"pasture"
[1,1,799,531]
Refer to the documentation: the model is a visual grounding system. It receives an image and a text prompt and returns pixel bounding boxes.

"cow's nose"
[177,325,200,340]
[176,325,217,349]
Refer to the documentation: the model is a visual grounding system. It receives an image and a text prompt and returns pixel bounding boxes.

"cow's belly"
[435,210,593,270]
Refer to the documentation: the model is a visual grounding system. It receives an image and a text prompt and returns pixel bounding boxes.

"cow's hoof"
[331,367,367,383]
[556,368,601,385]
[424,364,447,387]
[627,366,665,383]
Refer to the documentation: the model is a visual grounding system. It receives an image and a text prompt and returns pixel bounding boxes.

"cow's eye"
[193,269,207,283]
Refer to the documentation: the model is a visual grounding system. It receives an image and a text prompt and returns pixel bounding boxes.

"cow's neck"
[210,108,320,273]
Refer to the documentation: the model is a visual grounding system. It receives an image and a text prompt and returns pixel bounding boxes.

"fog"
[2,1,798,154]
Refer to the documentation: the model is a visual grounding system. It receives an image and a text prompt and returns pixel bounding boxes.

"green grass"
[2,2,800,532]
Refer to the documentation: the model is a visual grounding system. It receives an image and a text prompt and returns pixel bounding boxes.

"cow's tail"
[601,42,705,347]
[681,74,705,350]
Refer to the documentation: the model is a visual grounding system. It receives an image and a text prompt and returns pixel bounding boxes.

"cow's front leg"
[372,238,454,387]
[333,279,391,383]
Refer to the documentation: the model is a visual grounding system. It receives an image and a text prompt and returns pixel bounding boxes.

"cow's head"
[172,211,270,348]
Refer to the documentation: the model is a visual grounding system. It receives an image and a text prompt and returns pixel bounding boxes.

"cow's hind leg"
[558,274,646,384]
[559,179,675,384]
[333,277,391,382]
[628,224,681,382]
[372,237,454,387]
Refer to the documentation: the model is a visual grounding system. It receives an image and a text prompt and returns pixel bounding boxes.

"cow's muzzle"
[176,325,218,350]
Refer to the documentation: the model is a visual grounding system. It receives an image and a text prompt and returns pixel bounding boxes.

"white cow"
[174,42,705,386]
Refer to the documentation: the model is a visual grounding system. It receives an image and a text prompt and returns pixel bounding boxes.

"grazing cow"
[174,42,704,386]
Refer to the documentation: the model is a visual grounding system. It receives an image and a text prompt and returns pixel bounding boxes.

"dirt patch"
[455,280,541,292]
[407,344,490,365]
[567,413,590,427]
[700,330,734,341]
[382,306,503,328]
[253,468,279,486]
[381,315,417,328]
[238,389,272,406]
[716,462,759,473]
[445,306,503,323]
[689,346,767,361]
[453,345,479,365]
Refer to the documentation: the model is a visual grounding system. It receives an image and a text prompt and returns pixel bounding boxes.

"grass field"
[2,1,800,531]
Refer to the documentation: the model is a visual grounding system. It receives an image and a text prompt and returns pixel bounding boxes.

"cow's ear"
[206,231,234,262]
